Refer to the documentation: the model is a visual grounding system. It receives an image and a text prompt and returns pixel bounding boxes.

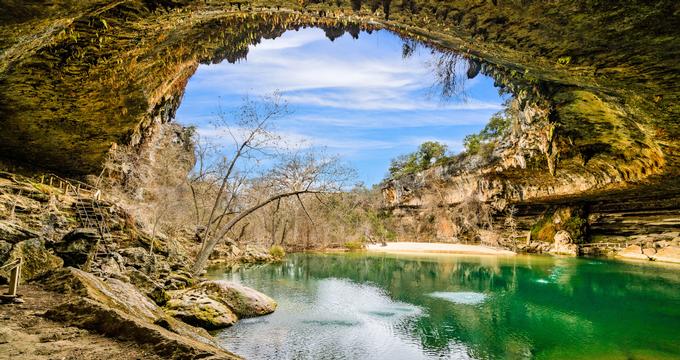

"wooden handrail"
[1,258,22,297]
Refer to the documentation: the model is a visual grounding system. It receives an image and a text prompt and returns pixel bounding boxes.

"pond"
[206,253,680,360]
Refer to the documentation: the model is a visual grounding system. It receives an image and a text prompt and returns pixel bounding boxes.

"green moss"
[531,210,587,243]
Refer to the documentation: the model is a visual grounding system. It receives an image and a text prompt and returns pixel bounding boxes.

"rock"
[126,268,170,306]
[230,245,242,257]
[98,255,125,276]
[118,247,153,270]
[165,291,238,330]
[0,220,40,244]
[653,246,680,264]
[52,229,100,267]
[0,240,12,265]
[163,270,195,291]
[199,280,277,318]
[41,267,237,359]
[4,239,63,281]
[550,230,579,256]
[616,245,656,261]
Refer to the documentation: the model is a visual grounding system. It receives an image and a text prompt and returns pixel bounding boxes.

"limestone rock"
[126,268,170,306]
[119,247,153,270]
[165,291,238,330]
[0,220,40,244]
[550,230,579,256]
[616,245,656,261]
[199,280,277,318]
[40,267,237,359]
[4,239,63,281]
[97,253,126,276]
[653,246,680,264]
[52,229,100,267]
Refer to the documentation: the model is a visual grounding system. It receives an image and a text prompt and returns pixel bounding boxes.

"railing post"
[7,260,20,297]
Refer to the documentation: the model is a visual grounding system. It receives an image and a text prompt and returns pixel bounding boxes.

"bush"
[343,241,365,251]
[562,215,587,243]
[464,111,512,156]
[269,245,285,259]
[537,223,557,242]
[531,215,555,242]
[387,141,448,178]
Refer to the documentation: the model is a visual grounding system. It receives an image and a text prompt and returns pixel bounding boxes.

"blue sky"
[175,28,506,186]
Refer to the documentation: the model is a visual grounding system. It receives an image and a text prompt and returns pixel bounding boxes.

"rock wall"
[1,1,678,259]
[0,0,678,176]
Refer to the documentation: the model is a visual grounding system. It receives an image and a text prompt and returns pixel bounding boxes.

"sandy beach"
[366,242,516,256]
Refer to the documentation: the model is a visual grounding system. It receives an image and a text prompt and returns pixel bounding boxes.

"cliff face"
[0,1,679,249]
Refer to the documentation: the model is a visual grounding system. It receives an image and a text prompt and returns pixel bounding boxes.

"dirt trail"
[0,284,162,360]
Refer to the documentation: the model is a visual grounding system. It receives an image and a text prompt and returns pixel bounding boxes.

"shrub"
[562,215,587,243]
[464,111,511,156]
[387,141,448,178]
[537,223,557,242]
[531,215,555,242]
[269,245,285,259]
[343,241,365,251]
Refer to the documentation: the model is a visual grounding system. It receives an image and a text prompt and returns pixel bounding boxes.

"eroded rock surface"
[199,280,277,318]
[40,267,239,359]
[164,280,277,330]
[165,291,239,330]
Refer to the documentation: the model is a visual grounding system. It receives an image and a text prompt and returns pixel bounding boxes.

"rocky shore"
[0,172,280,359]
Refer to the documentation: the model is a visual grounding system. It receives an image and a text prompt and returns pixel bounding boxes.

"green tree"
[463,111,512,155]
[387,141,448,179]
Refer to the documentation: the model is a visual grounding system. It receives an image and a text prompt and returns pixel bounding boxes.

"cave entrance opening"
[174,26,510,187]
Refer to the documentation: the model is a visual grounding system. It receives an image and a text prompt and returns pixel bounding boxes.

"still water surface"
[207,253,680,360]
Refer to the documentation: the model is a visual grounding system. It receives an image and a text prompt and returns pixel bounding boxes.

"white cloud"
[250,29,326,51]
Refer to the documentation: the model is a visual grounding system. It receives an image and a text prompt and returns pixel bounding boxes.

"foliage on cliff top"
[387,141,448,179]
[463,109,512,156]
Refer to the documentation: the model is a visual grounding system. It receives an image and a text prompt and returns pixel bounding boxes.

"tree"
[463,110,512,157]
[190,93,354,275]
[387,141,448,179]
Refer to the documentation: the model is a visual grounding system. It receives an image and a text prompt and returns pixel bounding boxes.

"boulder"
[163,270,195,291]
[126,268,170,306]
[97,253,126,276]
[199,280,277,318]
[41,267,238,359]
[118,247,153,270]
[550,230,579,256]
[52,228,100,267]
[0,220,40,244]
[3,239,63,281]
[165,291,238,330]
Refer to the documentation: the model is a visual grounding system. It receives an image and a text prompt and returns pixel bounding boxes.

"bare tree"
[190,93,354,275]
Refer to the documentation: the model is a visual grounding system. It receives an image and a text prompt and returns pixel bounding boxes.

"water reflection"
[208,254,680,359]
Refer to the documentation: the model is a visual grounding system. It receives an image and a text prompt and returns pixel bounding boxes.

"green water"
[207,253,680,360]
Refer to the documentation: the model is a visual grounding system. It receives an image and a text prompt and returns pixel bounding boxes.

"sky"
[175,28,506,186]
